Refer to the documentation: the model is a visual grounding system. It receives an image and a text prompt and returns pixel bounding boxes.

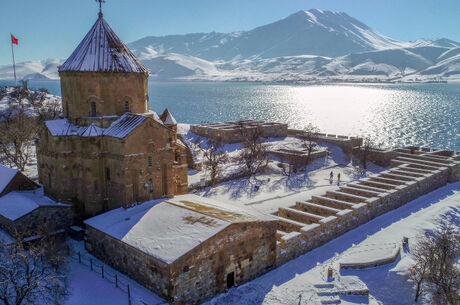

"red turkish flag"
[11,34,18,45]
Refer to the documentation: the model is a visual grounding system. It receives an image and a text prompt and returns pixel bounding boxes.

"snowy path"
[205,182,460,305]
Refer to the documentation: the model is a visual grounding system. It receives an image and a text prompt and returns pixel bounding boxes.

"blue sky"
[1,0,459,66]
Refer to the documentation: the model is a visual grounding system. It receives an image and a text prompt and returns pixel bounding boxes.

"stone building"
[84,194,277,304]
[36,12,188,218]
[0,164,38,197]
[0,189,72,238]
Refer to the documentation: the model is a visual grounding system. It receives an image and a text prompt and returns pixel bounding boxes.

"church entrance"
[226,272,235,288]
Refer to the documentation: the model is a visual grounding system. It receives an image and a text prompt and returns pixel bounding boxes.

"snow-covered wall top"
[59,15,148,74]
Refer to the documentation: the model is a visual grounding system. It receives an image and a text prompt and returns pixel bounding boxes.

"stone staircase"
[275,146,460,265]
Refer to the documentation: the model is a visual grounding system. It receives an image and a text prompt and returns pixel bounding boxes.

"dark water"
[2,80,459,151]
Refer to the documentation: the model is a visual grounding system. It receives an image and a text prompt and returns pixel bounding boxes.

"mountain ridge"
[1,9,459,82]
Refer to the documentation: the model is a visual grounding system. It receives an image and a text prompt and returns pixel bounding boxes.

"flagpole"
[10,34,17,87]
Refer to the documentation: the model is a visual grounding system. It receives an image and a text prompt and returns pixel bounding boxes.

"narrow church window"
[105,168,111,181]
[149,178,153,193]
[175,150,180,162]
[66,101,69,118]
[90,101,97,117]
[148,156,153,168]
[124,101,130,113]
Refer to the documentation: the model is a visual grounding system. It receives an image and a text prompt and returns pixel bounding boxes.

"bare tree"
[299,124,319,169]
[358,137,376,170]
[194,139,229,186]
[237,127,269,177]
[0,230,69,305]
[409,226,460,304]
[0,86,62,171]
[0,110,37,171]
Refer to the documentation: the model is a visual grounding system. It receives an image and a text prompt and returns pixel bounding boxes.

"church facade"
[36,12,188,218]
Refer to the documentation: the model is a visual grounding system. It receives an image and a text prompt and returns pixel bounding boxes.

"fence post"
[115,274,118,288]
[90,258,93,271]
[128,284,131,305]
[102,265,104,279]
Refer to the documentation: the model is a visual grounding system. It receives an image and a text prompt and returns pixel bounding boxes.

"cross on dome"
[96,0,106,17]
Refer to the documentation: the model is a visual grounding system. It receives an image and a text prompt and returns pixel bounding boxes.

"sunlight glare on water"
[3,80,458,150]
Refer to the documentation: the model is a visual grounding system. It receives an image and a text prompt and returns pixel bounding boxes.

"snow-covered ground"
[180,123,383,216]
[204,182,460,305]
[65,240,165,305]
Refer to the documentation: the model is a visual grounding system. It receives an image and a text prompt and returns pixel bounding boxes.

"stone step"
[358,179,396,190]
[393,157,446,170]
[347,183,387,193]
[278,207,323,225]
[397,152,454,165]
[388,169,425,178]
[314,283,335,289]
[274,217,305,233]
[320,296,341,304]
[311,196,355,210]
[296,201,340,217]
[369,176,407,186]
[339,186,381,198]
[326,190,368,204]
[380,172,417,182]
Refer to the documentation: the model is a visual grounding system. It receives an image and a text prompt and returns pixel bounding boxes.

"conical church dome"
[59,15,147,73]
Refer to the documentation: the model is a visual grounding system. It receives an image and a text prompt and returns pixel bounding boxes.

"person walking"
[330,171,334,180]
[337,173,341,183]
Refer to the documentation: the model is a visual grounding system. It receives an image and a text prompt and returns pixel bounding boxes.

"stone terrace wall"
[191,120,288,144]
[287,129,363,154]
[274,148,460,266]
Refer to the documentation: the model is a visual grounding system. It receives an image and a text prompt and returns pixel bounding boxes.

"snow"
[0,164,18,193]
[0,229,14,244]
[163,110,177,125]
[0,188,70,221]
[59,16,147,73]
[204,182,460,305]
[45,113,156,139]
[103,113,147,138]
[84,195,249,263]
[65,240,165,305]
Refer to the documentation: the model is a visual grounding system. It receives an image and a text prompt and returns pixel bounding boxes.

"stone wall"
[86,220,277,304]
[287,129,363,154]
[191,120,288,144]
[38,117,188,219]
[274,149,459,266]
[0,205,72,238]
[60,71,149,123]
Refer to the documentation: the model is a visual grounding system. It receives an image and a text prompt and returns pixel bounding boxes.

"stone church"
[37,11,188,218]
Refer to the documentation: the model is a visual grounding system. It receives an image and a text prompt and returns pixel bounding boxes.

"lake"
[1,80,459,151]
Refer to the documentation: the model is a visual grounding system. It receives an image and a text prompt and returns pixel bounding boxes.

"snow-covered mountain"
[1,9,459,82]
[129,9,410,61]
[0,59,61,81]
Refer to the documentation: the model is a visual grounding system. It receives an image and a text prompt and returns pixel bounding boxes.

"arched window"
[124,101,130,113]
[65,101,69,118]
[90,101,97,117]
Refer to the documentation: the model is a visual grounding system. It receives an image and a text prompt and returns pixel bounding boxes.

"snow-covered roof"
[0,164,18,194]
[84,194,266,263]
[0,189,70,221]
[59,15,147,74]
[160,108,177,125]
[45,113,153,139]
[103,113,146,138]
